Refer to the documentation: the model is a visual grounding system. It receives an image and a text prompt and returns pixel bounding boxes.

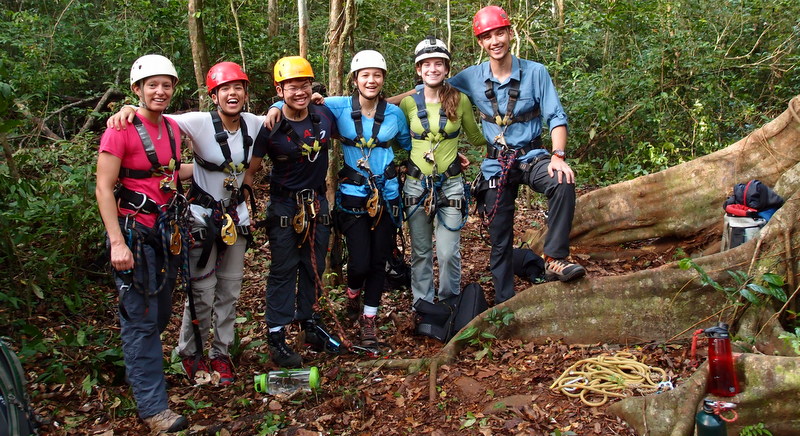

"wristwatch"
[552,149,566,159]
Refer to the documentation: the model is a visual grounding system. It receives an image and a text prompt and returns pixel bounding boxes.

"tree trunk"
[525,95,800,256]
[439,95,800,360]
[298,0,309,58]
[268,0,279,37]
[188,0,211,110]
[323,0,356,286]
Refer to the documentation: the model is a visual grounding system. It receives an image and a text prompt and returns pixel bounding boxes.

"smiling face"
[415,57,449,88]
[276,77,313,112]
[133,75,175,114]
[353,68,385,100]
[211,80,247,116]
[477,26,512,62]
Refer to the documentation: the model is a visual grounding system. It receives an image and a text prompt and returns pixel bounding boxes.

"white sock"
[363,305,378,317]
[269,326,283,333]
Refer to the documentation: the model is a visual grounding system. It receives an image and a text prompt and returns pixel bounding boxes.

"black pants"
[482,157,575,303]
[337,197,397,308]
[265,195,331,327]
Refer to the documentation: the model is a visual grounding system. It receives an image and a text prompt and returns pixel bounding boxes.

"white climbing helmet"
[349,50,387,75]
[129,54,178,89]
[414,36,450,65]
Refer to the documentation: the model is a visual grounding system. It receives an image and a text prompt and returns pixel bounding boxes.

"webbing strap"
[406,158,461,180]
[349,92,388,148]
[270,105,325,160]
[338,163,397,186]
[119,116,179,179]
[409,88,459,140]
[194,111,252,172]
[480,66,540,126]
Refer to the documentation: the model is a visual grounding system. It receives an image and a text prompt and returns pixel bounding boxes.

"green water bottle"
[695,399,730,436]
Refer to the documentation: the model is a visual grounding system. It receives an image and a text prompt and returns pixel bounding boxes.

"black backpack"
[0,339,37,436]
[413,283,489,343]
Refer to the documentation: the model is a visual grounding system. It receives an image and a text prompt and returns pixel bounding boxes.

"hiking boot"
[302,317,341,354]
[268,329,303,368]
[544,257,586,282]
[143,408,188,433]
[359,315,379,348]
[209,355,235,386]
[181,354,210,380]
[345,287,361,323]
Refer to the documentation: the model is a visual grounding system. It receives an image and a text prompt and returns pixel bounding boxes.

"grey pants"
[176,231,246,359]
[403,175,465,304]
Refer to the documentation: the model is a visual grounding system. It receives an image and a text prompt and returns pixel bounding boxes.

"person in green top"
[399,36,487,305]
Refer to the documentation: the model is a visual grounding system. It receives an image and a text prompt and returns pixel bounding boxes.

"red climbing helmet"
[206,62,249,95]
[472,5,511,36]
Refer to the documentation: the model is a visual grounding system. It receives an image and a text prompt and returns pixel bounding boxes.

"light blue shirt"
[324,96,411,200]
[449,56,568,178]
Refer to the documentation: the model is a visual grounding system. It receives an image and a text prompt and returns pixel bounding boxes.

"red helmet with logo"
[472,5,511,36]
[206,62,249,95]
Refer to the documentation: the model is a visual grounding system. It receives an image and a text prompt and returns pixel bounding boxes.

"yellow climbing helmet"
[273,56,314,85]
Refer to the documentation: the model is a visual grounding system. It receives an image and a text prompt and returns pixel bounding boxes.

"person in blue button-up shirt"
[450,5,586,303]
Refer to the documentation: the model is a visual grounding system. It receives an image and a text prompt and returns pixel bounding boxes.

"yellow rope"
[549,352,669,406]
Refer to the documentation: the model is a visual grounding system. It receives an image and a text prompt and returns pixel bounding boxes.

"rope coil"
[549,352,670,406]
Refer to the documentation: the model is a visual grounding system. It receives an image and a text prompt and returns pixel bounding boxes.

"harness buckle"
[280,216,289,228]
[488,178,498,189]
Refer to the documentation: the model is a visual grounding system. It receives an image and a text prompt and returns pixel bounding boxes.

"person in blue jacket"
[452,6,586,304]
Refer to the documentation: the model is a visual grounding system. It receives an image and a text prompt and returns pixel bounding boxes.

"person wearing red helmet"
[108,61,266,387]
[451,5,585,303]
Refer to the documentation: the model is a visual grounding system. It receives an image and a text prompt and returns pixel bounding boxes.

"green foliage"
[185,397,213,414]
[257,412,286,436]
[0,134,103,328]
[777,327,800,356]
[485,307,515,328]
[739,422,773,436]
[678,258,787,306]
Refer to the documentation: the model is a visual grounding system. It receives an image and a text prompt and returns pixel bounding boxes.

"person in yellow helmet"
[244,56,341,367]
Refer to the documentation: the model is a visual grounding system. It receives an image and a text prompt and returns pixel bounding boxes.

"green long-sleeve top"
[400,87,486,176]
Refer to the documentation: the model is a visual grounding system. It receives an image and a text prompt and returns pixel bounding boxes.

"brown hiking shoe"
[143,408,188,433]
[359,315,379,347]
[544,257,586,282]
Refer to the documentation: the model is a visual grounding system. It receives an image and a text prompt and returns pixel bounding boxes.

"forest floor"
[25,186,707,435]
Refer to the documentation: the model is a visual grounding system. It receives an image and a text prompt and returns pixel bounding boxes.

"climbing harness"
[271,106,326,162]
[337,93,401,229]
[549,352,670,407]
[403,159,469,231]
[409,88,460,164]
[187,112,259,267]
[479,67,540,131]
